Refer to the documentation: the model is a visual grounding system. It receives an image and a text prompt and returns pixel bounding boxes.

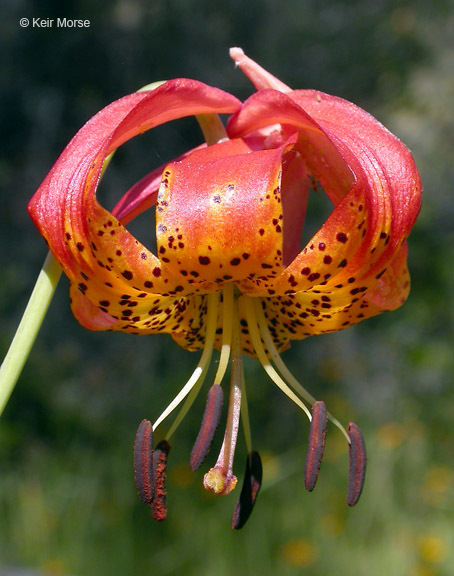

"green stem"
[0,251,62,416]
[196,114,228,145]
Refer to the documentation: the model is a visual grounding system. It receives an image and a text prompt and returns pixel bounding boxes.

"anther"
[346,422,367,506]
[152,440,171,521]
[190,384,224,471]
[134,419,154,505]
[304,401,327,491]
[232,451,262,530]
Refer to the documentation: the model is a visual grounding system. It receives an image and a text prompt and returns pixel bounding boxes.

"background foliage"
[1,1,453,574]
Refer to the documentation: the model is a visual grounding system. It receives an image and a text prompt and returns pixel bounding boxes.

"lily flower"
[1,49,421,528]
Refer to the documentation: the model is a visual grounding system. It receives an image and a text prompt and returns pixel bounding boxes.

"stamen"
[304,401,327,492]
[240,295,312,420]
[166,283,232,444]
[347,422,367,506]
[134,419,154,505]
[203,300,242,495]
[213,282,234,386]
[253,298,350,444]
[232,451,263,530]
[190,384,224,471]
[240,370,252,454]
[153,292,220,433]
[152,439,171,521]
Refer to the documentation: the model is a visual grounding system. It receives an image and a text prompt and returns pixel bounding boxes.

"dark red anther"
[152,439,171,521]
[134,419,154,505]
[347,422,367,506]
[232,451,262,530]
[304,401,327,492]
[190,384,224,471]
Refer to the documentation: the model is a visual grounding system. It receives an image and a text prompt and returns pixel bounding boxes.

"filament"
[240,370,252,454]
[153,292,220,432]
[253,298,350,443]
[240,295,312,421]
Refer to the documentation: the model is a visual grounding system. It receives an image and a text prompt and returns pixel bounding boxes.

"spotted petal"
[28,80,241,334]
[228,88,421,342]
[155,137,298,292]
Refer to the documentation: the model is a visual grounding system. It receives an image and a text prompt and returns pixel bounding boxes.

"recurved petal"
[230,87,421,319]
[27,80,241,333]
[257,245,411,345]
[227,89,355,206]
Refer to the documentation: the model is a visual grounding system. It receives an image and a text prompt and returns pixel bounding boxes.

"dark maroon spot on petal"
[134,419,154,505]
[261,263,273,269]
[301,267,311,276]
[144,281,153,288]
[376,269,387,279]
[242,253,250,260]
[232,451,262,530]
[308,273,320,282]
[99,300,110,307]
[305,401,327,492]
[190,384,224,471]
[78,283,87,293]
[122,270,133,280]
[380,232,387,239]
[338,259,347,268]
[152,440,171,521]
[76,242,84,251]
[199,256,211,265]
[116,250,122,256]
[152,267,161,277]
[318,242,326,251]
[81,272,89,280]
[230,258,241,266]
[347,422,367,506]
[259,229,265,236]
[336,232,348,243]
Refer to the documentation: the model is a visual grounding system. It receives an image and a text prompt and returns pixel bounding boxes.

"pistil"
[203,295,242,495]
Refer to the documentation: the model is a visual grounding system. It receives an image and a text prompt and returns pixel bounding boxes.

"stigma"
[133,283,366,528]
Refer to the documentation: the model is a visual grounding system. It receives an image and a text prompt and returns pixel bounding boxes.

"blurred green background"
[1,0,453,575]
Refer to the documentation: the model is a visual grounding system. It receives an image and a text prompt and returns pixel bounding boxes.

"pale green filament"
[0,251,62,416]
[241,295,312,421]
[165,284,232,441]
[253,298,350,443]
[213,282,234,385]
[240,370,252,454]
[154,292,220,433]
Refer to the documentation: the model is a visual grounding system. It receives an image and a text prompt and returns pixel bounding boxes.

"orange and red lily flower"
[27,48,421,527]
